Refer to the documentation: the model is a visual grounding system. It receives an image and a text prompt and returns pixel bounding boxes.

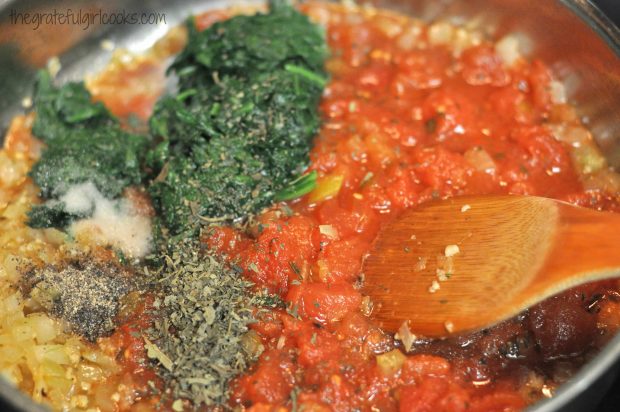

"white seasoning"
[445,244,460,257]
[428,280,440,293]
[353,192,364,200]
[61,182,153,258]
[460,204,471,212]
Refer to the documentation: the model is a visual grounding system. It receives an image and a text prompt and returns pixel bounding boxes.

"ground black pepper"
[20,258,135,342]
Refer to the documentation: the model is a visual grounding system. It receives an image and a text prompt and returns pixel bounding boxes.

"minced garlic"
[445,244,460,257]
[444,320,455,333]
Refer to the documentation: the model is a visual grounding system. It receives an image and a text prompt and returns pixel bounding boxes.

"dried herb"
[146,239,259,407]
[20,258,135,342]
[255,293,286,309]
[425,117,437,134]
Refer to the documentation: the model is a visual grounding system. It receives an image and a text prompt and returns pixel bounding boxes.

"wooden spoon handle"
[519,200,620,302]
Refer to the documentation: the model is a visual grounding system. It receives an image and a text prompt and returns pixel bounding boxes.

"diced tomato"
[393,48,452,91]
[467,392,526,412]
[238,216,320,293]
[355,63,394,90]
[204,225,250,257]
[232,350,296,405]
[297,329,341,367]
[401,355,451,383]
[460,45,511,87]
[251,311,284,340]
[528,60,553,111]
[399,378,470,412]
[194,9,231,31]
[384,164,423,209]
[316,374,358,412]
[316,237,367,283]
[412,146,472,192]
[286,282,362,325]
[510,126,570,171]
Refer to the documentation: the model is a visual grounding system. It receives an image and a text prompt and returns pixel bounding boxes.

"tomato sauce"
[202,3,620,411]
[97,294,164,411]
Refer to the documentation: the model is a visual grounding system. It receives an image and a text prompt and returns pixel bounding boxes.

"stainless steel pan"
[1,1,619,411]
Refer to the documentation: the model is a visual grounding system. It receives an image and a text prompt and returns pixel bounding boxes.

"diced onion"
[571,145,607,174]
[28,314,58,344]
[397,24,423,50]
[374,16,403,38]
[583,169,620,193]
[77,364,105,383]
[464,147,496,174]
[428,22,454,46]
[549,124,590,147]
[376,349,407,375]
[495,35,521,66]
[35,345,72,365]
[317,259,330,282]
[396,321,416,352]
[319,225,339,239]
[549,80,567,104]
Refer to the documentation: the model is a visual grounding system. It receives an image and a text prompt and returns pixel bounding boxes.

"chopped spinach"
[31,70,115,142]
[147,0,327,235]
[27,201,82,229]
[27,71,148,228]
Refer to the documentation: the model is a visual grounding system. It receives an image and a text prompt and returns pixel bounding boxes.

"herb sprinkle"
[146,239,259,407]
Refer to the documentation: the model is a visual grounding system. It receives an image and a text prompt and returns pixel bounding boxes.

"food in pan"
[1,1,619,411]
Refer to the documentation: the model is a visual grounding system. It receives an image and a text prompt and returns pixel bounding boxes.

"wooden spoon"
[362,195,620,338]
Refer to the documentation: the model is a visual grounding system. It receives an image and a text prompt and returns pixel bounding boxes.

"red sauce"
[88,3,620,411]
[202,3,620,411]
[97,294,164,411]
